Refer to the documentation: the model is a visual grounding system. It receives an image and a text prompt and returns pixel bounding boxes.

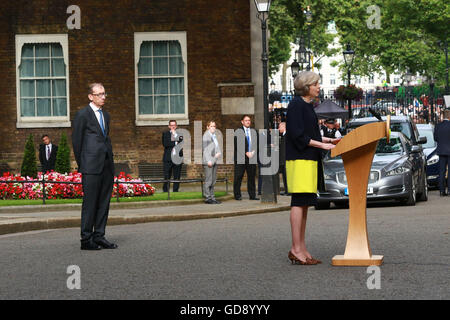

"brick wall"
[0,0,254,179]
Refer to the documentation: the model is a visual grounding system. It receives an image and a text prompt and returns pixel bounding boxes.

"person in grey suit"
[434,109,450,196]
[203,121,222,204]
[72,83,117,250]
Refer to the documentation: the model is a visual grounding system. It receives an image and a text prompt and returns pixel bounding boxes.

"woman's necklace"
[301,96,313,103]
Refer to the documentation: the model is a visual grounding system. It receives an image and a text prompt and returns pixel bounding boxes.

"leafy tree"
[21,134,38,178]
[55,132,71,174]
[269,0,449,89]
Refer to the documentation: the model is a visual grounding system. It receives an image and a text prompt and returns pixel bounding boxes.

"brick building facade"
[0,0,265,180]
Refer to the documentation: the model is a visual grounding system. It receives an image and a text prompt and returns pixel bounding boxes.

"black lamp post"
[304,6,312,70]
[290,59,300,79]
[254,0,277,203]
[438,40,449,95]
[429,76,435,123]
[343,43,355,119]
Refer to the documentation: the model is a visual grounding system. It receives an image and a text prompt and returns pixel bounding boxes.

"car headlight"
[427,154,439,166]
[386,167,410,176]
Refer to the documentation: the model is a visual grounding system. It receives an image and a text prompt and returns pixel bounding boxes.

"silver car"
[316,131,428,209]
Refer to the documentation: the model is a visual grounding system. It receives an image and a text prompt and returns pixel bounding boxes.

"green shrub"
[21,134,38,178]
[55,132,71,174]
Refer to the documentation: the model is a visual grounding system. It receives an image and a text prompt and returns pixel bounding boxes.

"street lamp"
[290,59,300,78]
[304,6,312,70]
[343,43,355,119]
[297,38,308,67]
[428,76,435,123]
[254,0,277,203]
[438,40,449,95]
[270,80,275,92]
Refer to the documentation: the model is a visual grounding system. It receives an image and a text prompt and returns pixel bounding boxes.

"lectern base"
[332,255,383,266]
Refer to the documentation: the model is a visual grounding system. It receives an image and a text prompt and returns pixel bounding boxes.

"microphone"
[369,107,383,122]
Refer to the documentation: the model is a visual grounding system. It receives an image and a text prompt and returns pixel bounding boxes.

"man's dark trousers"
[163,161,182,192]
[234,163,256,199]
[81,153,114,243]
[438,155,449,193]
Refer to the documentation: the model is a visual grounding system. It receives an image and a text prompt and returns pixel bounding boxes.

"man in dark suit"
[233,115,259,200]
[72,83,117,250]
[39,134,58,173]
[434,109,450,196]
[162,120,183,192]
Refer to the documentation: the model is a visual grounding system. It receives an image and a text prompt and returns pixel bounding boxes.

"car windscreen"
[376,137,403,154]
[417,129,436,148]
[348,121,412,140]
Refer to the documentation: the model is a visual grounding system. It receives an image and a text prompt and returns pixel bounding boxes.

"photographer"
[162,120,184,192]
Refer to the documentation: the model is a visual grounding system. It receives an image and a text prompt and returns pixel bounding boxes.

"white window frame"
[15,34,71,128]
[134,32,189,126]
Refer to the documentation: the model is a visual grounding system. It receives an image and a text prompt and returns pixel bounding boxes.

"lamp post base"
[261,174,277,203]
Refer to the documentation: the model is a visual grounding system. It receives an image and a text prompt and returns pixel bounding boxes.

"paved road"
[0,190,448,300]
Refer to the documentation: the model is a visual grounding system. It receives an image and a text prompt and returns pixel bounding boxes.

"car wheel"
[417,172,428,202]
[402,177,416,206]
[314,202,330,210]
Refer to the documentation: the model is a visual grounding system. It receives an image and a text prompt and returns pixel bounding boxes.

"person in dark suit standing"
[39,134,58,173]
[233,115,259,200]
[162,120,183,192]
[434,109,450,196]
[72,83,117,250]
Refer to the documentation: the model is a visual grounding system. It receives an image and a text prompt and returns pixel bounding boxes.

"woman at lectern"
[286,71,340,265]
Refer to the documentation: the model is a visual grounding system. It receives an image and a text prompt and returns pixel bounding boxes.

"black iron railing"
[0,177,228,204]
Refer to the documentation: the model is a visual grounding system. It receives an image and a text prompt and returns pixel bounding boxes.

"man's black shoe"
[250,197,260,200]
[212,199,221,204]
[235,196,242,200]
[94,238,118,249]
[440,192,448,196]
[81,241,102,251]
[205,199,215,204]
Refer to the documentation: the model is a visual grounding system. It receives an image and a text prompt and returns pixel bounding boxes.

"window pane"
[21,99,35,116]
[170,95,185,114]
[155,96,169,114]
[53,98,67,116]
[138,79,152,95]
[21,44,34,58]
[51,44,63,57]
[36,80,51,97]
[139,96,153,114]
[153,41,167,56]
[170,78,184,94]
[35,59,50,76]
[153,57,168,75]
[140,42,152,57]
[37,98,51,116]
[20,80,35,97]
[169,57,184,75]
[20,59,34,77]
[52,80,66,96]
[169,41,181,55]
[51,58,65,76]
[138,58,152,75]
[154,78,168,94]
[35,44,49,57]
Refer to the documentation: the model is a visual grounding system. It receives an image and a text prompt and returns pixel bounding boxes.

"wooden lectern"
[330,116,390,266]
